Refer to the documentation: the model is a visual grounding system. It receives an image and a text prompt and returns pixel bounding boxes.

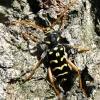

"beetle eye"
[51,37,56,42]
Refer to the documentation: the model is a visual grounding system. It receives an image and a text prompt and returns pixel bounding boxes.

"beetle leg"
[24,57,44,82]
[63,44,91,52]
[48,67,61,100]
[70,45,91,52]
[22,32,38,43]
[66,59,87,96]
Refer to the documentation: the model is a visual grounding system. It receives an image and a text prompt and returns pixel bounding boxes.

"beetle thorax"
[44,33,60,48]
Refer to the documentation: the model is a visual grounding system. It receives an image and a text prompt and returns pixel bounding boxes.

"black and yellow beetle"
[9,0,92,99]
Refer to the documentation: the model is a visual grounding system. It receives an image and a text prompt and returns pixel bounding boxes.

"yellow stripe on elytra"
[56,72,68,77]
[54,47,58,50]
[60,47,63,51]
[46,41,51,44]
[49,51,53,55]
[61,56,66,61]
[50,60,58,64]
[60,78,67,82]
[57,37,60,41]
[56,52,60,57]
[52,64,67,71]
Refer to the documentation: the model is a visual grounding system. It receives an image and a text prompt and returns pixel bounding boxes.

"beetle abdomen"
[47,45,70,82]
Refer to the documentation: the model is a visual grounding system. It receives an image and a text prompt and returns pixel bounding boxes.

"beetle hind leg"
[48,67,62,100]
[66,59,88,96]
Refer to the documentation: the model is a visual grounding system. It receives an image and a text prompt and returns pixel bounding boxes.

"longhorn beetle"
[9,0,91,99]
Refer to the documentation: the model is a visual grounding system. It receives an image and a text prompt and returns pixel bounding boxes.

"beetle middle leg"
[24,57,44,82]
[70,45,91,52]
[64,44,91,52]
[22,32,46,82]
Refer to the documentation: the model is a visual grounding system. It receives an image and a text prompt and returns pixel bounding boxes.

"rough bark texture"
[0,0,100,100]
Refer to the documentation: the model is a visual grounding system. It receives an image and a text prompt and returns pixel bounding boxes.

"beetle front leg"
[22,32,38,43]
